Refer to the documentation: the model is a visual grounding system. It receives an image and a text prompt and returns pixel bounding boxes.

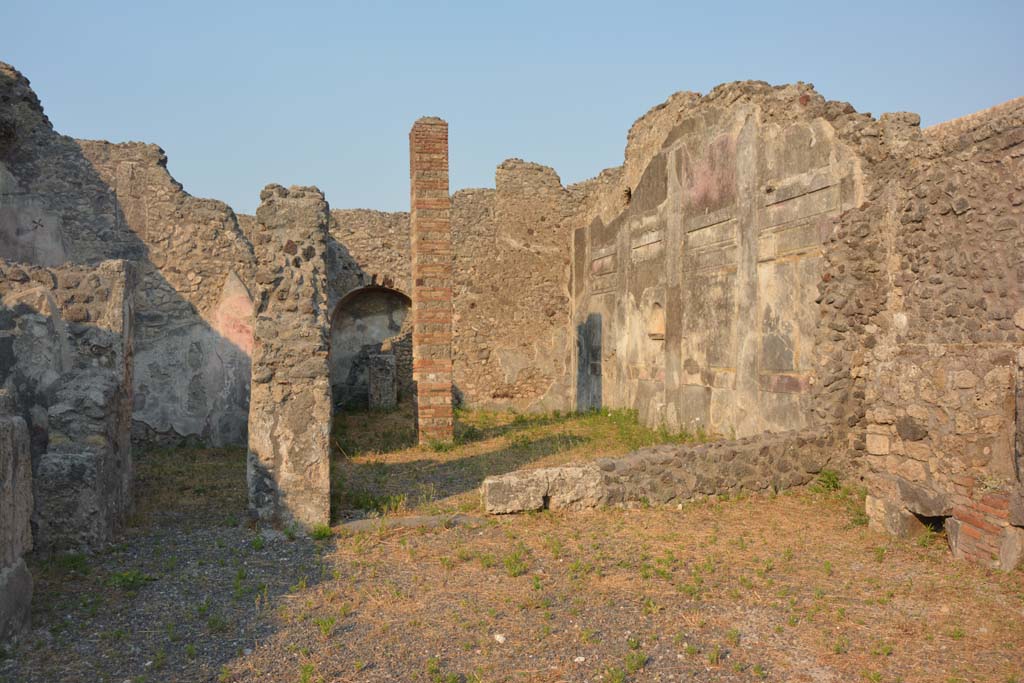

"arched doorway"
[329,286,412,409]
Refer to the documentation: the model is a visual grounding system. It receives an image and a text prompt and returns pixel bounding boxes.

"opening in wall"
[647,302,665,341]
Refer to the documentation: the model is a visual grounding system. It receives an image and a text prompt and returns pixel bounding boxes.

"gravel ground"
[4,410,1023,683]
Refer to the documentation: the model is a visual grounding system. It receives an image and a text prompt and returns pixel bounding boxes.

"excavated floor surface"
[4,408,1023,683]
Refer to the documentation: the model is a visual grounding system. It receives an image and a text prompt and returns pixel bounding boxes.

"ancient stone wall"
[76,142,255,447]
[1,62,255,448]
[328,209,412,300]
[409,118,454,442]
[569,83,869,437]
[0,258,135,551]
[247,185,332,529]
[0,63,143,266]
[330,161,578,414]
[822,97,1024,568]
[0,393,32,646]
[450,161,575,411]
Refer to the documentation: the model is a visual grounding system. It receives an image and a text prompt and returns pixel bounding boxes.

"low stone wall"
[0,259,135,551]
[482,430,835,513]
[0,394,32,646]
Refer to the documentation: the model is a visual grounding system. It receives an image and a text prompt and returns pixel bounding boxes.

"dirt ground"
[4,407,1023,683]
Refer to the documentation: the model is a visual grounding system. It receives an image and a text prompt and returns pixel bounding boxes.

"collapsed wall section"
[0,259,135,551]
[247,185,332,529]
[482,430,834,513]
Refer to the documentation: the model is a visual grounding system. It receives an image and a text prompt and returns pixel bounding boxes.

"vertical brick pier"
[409,117,454,444]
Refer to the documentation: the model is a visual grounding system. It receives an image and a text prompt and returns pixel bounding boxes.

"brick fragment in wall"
[247,185,331,530]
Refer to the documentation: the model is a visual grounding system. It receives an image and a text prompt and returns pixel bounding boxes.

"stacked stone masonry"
[0,259,135,552]
[409,118,454,443]
[1,63,255,449]
[482,430,834,513]
[246,185,333,529]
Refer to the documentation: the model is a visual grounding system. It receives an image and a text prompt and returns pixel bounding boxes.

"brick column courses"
[409,118,454,443]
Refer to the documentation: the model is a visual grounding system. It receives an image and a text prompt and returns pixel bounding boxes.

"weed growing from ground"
[107,569,154,591]
[624,650,648,673]
[503,545,529,577]
[602,667,626,683]
[314,616,336,638]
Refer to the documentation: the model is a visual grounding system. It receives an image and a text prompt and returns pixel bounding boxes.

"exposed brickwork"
[409,118,454,443]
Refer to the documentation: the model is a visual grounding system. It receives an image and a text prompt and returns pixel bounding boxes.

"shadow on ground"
[5,447,330,683]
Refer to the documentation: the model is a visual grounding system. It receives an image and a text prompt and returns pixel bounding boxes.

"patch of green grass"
[107,569,154,591]
[503,546,530,577]
[314,616,336,638]
[206,614,230,633]
[812,469,841,493]
[425,656,461,683]
[624,650,648,674]
[311,524,333,540]
[602,667,626,683]
[49,553,90,574]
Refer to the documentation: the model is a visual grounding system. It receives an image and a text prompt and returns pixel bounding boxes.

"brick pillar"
[410,117,454,444]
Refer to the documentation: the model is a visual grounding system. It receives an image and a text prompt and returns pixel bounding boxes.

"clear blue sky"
[3,1,1021,215]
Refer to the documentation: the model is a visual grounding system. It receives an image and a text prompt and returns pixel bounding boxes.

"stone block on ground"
[482,465,605,514]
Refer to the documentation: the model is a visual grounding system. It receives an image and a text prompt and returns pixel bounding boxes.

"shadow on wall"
[576,313,602,412]
[0,265,134,553]
[0,64,253,548]
[0,63,255,449]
